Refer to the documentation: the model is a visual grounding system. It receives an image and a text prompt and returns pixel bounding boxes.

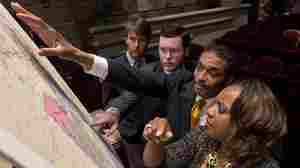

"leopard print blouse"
[164,126,280,168]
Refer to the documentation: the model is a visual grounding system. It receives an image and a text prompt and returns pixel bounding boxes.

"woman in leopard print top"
[143,80,286,168]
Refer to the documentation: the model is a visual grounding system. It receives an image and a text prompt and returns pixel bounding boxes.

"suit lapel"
[180,82,194,132]
[167,81,194,140]
[121,54,131,66]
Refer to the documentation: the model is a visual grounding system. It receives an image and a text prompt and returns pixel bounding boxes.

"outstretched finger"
[38,48,61,57]
[11,2,35,16]
[16,13,52,32]
[15,13,58,47]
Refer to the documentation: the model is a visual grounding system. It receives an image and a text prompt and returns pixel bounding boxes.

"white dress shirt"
[126,51,136,67]
[86,55,109,82]
[86,51,144,81]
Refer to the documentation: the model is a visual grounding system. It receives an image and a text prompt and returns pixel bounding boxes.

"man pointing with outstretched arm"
[12,1,167,90]
[12,2,239,145]
[12,2,96,72]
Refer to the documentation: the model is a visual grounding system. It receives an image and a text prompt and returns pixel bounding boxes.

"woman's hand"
[143,117,173,144]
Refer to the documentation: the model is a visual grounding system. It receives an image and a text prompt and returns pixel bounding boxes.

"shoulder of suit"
[180,66,193,82]
[141,61,161,72]
[145,53,159,63]
[112,54,129,64]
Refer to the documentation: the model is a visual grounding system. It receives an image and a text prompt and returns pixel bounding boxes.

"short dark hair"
[222,79,287,166]
[125,14,151,42]
[160,23,185,38]
[160,23,191,48]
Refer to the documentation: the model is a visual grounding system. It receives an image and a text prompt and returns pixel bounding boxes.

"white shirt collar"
[126,51,136,67]
[126,51,145,67]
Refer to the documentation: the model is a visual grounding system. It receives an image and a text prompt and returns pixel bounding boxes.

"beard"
[192,81,219,99]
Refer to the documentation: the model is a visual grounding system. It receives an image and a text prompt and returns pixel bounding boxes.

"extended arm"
[12,2,170,96]
[106,90,139,117]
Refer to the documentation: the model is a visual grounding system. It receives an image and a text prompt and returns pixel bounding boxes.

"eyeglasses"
[159,47,183,56]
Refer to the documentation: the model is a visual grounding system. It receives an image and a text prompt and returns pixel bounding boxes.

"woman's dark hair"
[221,79,287,167]
[125,14,151,43]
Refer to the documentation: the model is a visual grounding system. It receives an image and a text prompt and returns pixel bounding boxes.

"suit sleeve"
[106,90,139,116]
[106,59,170,98]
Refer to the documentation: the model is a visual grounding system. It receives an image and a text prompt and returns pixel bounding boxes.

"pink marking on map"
[44,95,68,128]
[43,95,101,161]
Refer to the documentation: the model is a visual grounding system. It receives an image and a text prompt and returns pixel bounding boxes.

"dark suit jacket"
[104,53,158,118]
[106,59,194,141]
[119,62,190,143]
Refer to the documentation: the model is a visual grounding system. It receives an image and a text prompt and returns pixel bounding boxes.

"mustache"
[193,81,208,89]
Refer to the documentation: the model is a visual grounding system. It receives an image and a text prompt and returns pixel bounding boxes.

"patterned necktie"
[191,96,205,128]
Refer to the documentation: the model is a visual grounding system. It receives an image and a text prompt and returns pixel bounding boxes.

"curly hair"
[220,79,287,167]
[203,40,250,88]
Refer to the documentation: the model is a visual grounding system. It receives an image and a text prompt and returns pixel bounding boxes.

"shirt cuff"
[105,107,121,116]
[85,55,109,81]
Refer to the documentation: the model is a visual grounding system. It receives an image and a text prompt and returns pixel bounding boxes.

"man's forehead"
[159,36,183,47]
[128,31,146,39]
[128,31,137,36]
[199,51,225,69]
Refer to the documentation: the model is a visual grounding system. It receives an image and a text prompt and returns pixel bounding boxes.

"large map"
[0,3,123,168]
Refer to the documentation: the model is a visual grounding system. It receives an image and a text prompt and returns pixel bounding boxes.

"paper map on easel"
[0,3,123,168]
